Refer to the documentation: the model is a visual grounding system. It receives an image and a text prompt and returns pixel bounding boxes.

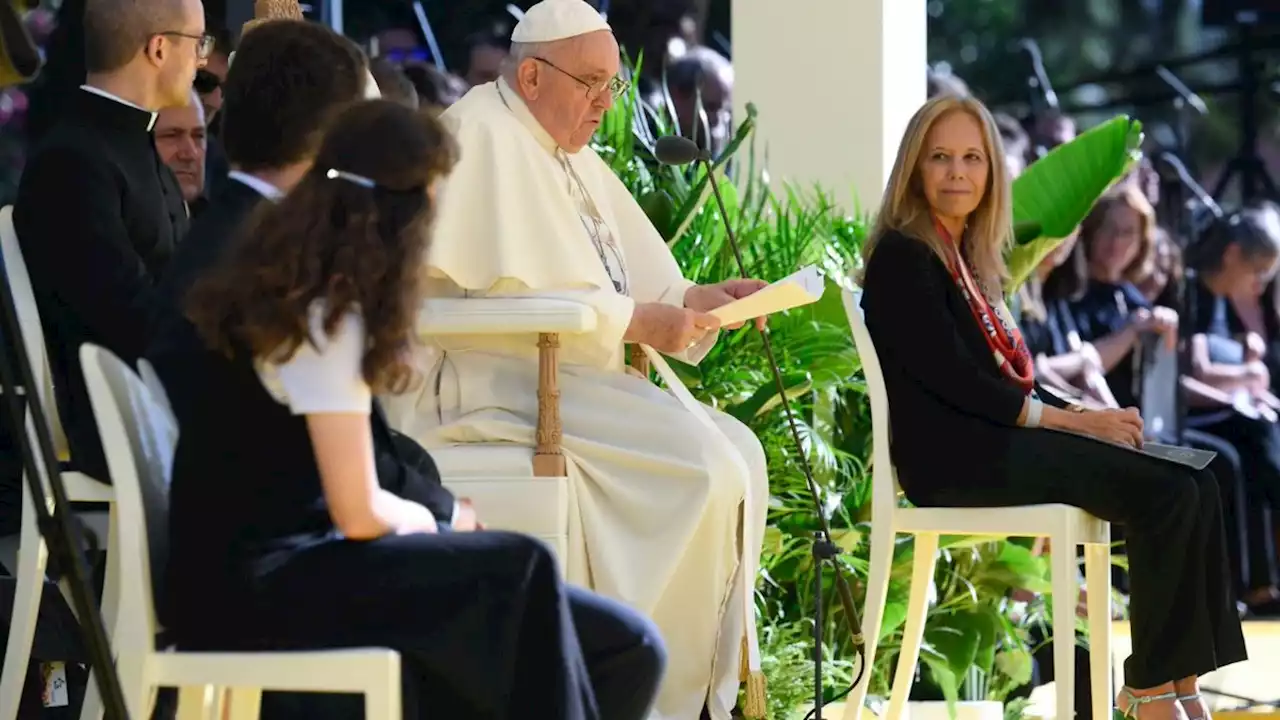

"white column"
[731,1,928,211]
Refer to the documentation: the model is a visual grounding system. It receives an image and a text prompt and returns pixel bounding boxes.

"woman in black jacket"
[858,93,1245,719]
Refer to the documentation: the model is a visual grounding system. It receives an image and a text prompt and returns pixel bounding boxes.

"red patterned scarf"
[934,218,1035,393]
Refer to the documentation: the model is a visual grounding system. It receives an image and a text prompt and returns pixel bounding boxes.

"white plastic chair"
[80,344,402,720]
[841,285,1113,720]
[0,205,116,720]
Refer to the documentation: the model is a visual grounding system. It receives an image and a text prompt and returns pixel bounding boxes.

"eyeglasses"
[159,32,215,60]
[533,57,629,102]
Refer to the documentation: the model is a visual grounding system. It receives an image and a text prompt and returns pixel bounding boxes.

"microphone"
[1018,39,1059,111]
[1156,65,1209,116]
[653,135,868,700]
[1156,151,1223,226]
[654,135,707,166]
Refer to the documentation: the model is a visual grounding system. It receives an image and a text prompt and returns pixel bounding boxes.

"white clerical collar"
[227,170,283,201]
[495,77,560,155]
[80,85,158,131]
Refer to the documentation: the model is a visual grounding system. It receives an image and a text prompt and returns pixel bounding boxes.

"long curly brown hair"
[187,99,458,394]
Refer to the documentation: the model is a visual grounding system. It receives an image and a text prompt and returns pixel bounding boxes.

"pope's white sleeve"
[482,280,635,366]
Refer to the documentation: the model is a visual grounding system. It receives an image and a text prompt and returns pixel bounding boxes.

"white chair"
[840,285,1113,720]
[0,205,116,720]
[80,343,402,720]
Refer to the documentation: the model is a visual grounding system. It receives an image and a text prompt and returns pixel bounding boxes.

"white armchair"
[416,297,605,563]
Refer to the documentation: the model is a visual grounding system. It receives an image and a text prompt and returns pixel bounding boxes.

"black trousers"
[1192,413,1280,593]
[1182,428,1261,597]
[180,531,665,720]
[911,428,1247,689]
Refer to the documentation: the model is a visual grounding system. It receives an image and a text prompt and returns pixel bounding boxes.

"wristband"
[1023,398,1044,428]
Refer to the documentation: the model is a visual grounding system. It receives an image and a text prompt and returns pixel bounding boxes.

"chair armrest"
[418,298,598,336]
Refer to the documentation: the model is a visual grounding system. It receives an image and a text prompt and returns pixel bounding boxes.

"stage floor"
[1024,619,1280,717]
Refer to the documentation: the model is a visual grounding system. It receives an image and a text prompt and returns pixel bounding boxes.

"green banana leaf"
[1005,115,1145,292]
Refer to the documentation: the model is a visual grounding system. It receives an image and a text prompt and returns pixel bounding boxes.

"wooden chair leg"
[533,332,565,477]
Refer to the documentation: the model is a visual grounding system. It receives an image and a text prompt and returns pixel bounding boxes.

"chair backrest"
[841,280,901,524]
[136,358,174,418]
[0,205,69,454]
[80,344,179,642]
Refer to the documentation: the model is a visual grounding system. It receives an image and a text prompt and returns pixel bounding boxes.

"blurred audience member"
[1024,107,1077,160]
[1184,206,1280,614]
[462,28,510,87]
[926,66,969,98]
[1135,226,1182,307]
[196,24,232,121]
[1045,186,1177,408]
[154,89,208,211]
[667,46,732,155]
[370,56,419,109]
[633,0,698,92]
[993,111,1030,178]
[402,62,466,112]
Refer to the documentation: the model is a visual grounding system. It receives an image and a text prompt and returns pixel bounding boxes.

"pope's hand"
[453,498,482,532]
[685,279,770,330]
[625,302,721,354]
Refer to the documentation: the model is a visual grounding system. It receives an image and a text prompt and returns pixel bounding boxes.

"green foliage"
[1005,116,1145,292]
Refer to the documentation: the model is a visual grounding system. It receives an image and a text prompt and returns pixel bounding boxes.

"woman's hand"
[1064,407,1145,448]
[1129,306,1179,350]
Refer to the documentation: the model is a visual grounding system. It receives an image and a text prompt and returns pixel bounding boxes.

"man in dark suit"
[13,0,207,483]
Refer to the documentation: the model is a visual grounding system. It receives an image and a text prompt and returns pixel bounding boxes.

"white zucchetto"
[511,0,611,43]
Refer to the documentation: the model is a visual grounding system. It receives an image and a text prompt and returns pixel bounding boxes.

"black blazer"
[14,89,188,480]
[146,177,458,523]
[860,230,1067,499]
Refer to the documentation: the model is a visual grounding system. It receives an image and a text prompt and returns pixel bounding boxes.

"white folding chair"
[0,205,116,720]
[81,343,402,720]
[840,285,1113,720]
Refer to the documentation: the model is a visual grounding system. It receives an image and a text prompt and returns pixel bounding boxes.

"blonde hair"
[1081,183,1156,284]
[860,94,1014,301]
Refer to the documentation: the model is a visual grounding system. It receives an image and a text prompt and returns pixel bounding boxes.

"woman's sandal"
[1177,693,1209,720]
[1116,687,1181,719]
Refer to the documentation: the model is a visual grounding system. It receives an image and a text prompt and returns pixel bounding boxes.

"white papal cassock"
[381,77,768,720]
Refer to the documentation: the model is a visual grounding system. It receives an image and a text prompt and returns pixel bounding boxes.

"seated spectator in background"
[370,56,419,109]
[993,111,1030,178]
[1185,206,1280,615]
[1045,186,1178,408]
[667,46,732,155]
[1023,106,1077,161]
[13,0,202,482]
[155,99,665,720]
[462,27,510,87]
[1134,226,1182,307]
[859,92,1245,719]
[401,61,466,112]
[154,89,208,215]
[926,65,969,98]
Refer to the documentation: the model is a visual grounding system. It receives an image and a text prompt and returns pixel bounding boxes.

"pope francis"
[384,1,770,718]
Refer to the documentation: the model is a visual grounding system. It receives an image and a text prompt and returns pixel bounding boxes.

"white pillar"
[731,1,928,212]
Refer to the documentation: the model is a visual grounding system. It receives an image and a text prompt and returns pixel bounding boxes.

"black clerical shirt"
[13,87,188,481]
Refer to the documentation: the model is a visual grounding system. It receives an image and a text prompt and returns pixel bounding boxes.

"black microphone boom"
[654,134,866,720]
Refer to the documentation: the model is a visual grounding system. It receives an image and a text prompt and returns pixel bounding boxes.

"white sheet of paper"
[710,265,825,326]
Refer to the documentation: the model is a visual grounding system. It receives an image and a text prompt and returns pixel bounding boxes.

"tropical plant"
[594,63,1142,718]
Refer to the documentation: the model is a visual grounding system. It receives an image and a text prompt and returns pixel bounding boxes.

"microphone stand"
[0,266,128,713]
[688,150,866,720]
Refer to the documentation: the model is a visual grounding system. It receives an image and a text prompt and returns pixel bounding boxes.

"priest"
[383,1,769,718]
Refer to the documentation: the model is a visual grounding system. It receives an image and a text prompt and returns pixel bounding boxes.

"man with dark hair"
[156,18,368,311]
[12,0,207,481]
